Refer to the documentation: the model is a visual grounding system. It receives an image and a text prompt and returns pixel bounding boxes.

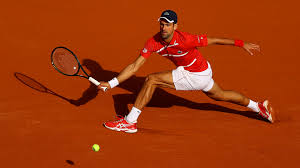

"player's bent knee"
[145,72,174,89]
[145,74,158,85]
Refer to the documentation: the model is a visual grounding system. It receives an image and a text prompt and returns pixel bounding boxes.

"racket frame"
[51,46,107,91]
[51,46,90,78]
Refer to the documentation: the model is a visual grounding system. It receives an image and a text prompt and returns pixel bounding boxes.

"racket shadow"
[14,72,73,104]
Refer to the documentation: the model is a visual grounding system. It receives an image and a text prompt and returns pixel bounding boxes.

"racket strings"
[52,48,79,75]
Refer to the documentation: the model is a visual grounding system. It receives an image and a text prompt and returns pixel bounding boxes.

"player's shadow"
[79,59,266,122]
[14,60,265,122]
[66,59,118,106]
[14,72,73,104]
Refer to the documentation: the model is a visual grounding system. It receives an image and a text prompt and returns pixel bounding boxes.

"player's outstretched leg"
[204,82,275,123]
[103,71,175,133]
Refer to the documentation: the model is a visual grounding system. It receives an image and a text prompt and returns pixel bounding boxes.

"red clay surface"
[1,0,300,167]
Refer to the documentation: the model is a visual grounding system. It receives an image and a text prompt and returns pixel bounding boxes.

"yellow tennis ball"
[92,144,100,152]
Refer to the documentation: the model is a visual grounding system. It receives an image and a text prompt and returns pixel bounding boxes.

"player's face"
[160,20,177,40]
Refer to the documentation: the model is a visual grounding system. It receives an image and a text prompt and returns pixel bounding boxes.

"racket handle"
[88,77,107,92]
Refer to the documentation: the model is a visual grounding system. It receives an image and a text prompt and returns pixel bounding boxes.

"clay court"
[1,0,300,167]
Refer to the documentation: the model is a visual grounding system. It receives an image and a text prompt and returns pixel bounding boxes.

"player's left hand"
[243,42,260,55]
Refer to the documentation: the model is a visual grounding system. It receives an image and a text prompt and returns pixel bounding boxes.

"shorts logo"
[178,51,182,54]
[164,12,169,16]
[143,48,148,53]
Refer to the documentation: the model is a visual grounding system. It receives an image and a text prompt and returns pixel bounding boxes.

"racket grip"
[88,77,107,92]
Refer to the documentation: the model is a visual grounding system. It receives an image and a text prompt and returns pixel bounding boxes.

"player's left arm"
[207,37,261,55]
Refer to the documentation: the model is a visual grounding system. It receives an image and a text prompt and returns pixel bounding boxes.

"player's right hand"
[98,81,111,92]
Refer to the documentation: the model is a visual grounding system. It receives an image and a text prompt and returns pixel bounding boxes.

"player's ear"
[174,23,178,30]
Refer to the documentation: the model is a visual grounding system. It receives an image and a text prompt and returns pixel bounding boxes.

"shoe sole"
[103,123,137,133]
[264,100,276,123]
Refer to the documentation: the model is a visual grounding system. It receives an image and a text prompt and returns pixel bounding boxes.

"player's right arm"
[98,55,146,91]
[115,55,146,83]
[98,36,154,91]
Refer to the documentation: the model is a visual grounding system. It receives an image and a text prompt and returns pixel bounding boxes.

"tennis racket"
[51,46,107,91]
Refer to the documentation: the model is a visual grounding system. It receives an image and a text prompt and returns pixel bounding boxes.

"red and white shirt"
[140,30,208,72]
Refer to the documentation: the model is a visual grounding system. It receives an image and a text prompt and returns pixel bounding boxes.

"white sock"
[247,100,259,113]
[126,107,141,123]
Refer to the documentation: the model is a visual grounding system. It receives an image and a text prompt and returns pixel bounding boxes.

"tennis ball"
[92,144,100,152]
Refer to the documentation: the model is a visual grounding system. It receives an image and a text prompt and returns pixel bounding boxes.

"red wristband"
[234,40,244,47]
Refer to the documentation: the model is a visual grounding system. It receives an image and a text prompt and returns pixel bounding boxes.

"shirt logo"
[178,51,183,54]
[143,48,148,53]
[198,36,204,43]
[173,40,178,46]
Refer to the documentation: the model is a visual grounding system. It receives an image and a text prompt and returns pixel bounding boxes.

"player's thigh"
[147,71,175,89]
[203,82,224,99]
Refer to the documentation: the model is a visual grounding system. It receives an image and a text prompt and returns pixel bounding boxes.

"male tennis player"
[99,10,275,133]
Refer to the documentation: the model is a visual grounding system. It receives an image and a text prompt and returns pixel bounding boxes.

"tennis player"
[99,10,275,133]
